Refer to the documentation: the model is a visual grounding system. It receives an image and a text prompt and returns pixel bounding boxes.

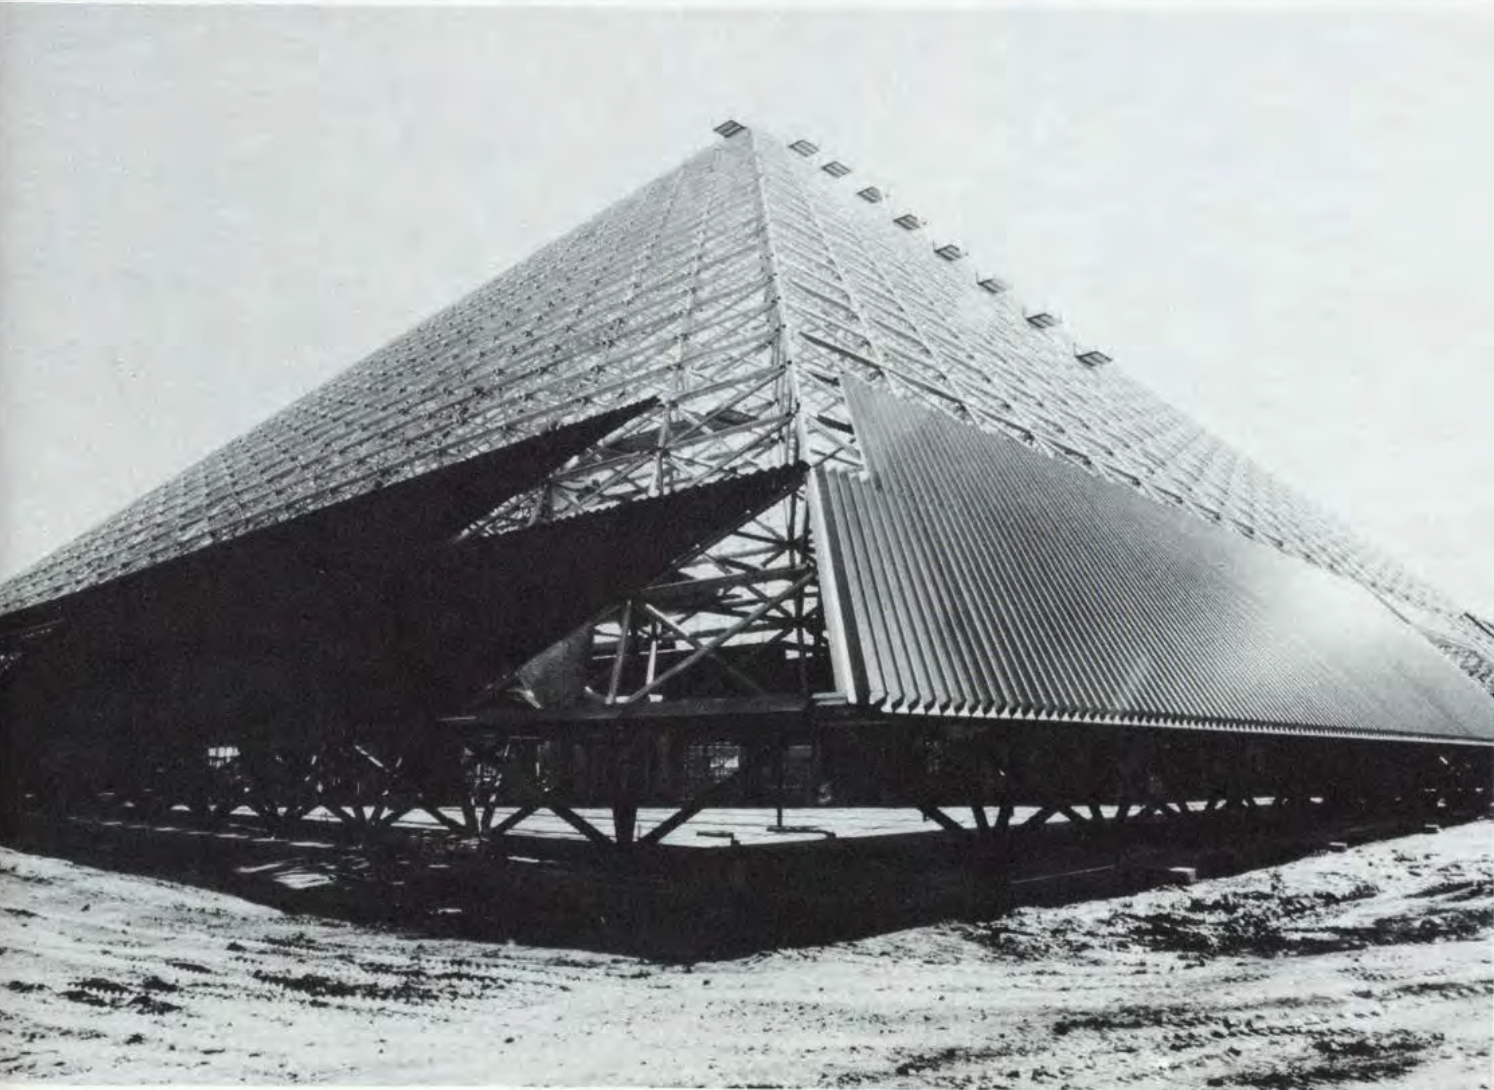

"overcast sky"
[2,3,1491,615]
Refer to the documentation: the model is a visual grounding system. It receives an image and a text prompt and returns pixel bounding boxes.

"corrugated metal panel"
[813,378,1494,744]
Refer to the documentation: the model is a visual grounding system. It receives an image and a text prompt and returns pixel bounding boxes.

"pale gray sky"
[2,3,1491,614]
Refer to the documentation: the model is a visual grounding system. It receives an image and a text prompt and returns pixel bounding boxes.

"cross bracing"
[2,122,1491,697]
[0,136,780,612]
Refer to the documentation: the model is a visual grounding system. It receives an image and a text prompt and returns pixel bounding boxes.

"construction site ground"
[2,813,1490,1086]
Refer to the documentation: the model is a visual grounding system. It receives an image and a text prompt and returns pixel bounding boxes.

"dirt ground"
[1,819,1490,1087]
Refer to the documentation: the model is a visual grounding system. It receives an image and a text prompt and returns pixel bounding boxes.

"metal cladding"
[814,378,1494,744]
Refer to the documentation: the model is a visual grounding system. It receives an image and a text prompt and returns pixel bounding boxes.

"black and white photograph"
[1,2,1492,1085]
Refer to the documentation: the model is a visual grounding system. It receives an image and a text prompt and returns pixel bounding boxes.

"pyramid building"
[3,123,1491,837]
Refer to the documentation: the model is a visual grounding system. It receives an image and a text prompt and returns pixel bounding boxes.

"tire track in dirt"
[2,821,1491,1085]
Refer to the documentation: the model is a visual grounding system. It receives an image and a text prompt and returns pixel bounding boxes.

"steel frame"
[16,711,1487,869]
[5,124,1493,861]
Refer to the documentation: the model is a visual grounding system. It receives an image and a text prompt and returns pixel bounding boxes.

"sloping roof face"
[3,456,801,750]
[814,378,1494,743]
[3,126,1487,686]
[0,135,783,614]
[0,399,657,635]
[751,135,1466,624]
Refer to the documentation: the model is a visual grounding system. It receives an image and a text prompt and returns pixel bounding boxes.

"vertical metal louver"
[812,378,1494,744]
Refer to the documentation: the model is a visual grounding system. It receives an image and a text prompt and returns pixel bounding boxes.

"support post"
[613,803,638,847]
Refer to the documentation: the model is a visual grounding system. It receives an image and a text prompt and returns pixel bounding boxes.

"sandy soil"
[1,820,1490,1087]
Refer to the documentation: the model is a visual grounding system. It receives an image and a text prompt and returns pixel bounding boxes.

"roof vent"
[934,243,965,261]
[713,120,746,138]
[1026,312,1060,329]
[977,276,1009,294]
[1076,349,1112,368]
[894,213,923,231]
[856,186,884,203]
[821,160,852,178]
[789,139,819,156]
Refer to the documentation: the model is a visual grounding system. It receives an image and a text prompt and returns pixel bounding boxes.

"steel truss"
[19,709,1487,871]
[5,125,1494,859]
[10,124,1483,658]
[901,723,1492,850]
